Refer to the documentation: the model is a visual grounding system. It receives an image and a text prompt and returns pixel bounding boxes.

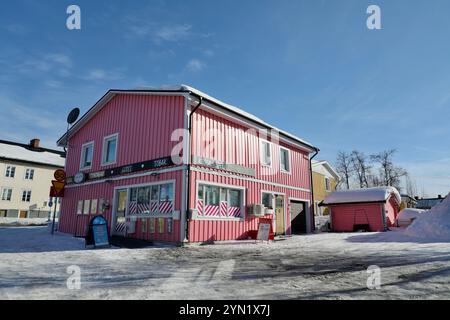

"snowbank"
[397,208,425,227]
[406,193,450,241]
[322,187,401,205]
[0,218,49,226]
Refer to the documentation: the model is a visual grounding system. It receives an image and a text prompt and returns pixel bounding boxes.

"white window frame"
[325,177,331,192]
[195,180,246,221]
[1,188,13,201]
[80,141,95,170]
[21,190,32,202]
[101,133,119,166]
[260,139,272,167]
[279,146,291,173]
[5,165,16,178]
[24,168,35,180]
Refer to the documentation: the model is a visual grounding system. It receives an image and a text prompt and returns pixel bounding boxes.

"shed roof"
[321,187,401,206]
[0,140,65,168]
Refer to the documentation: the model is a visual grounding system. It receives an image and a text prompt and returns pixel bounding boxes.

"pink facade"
[58,88,317,243]
[329,197,399,232]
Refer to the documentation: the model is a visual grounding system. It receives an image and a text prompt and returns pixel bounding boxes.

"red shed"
[320,187,401,232]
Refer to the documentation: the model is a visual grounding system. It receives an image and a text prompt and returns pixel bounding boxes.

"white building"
[0,139,65,219]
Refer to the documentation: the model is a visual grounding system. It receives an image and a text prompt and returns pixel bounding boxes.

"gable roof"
[57,85,318,153]
[312,160,340,181]
[0,140,65,168]
[321,187,401,206]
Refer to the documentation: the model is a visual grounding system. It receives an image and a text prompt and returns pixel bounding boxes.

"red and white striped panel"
[151,202,158,212]
[229,207,241,218]
[220,201,228,217]
[129,201,137,215]
[197,200,204,216]
[204,205,219,217]
[159,201,173,214]
[115,222,126,233]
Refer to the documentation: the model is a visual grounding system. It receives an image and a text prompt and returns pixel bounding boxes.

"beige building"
[0,139,65,219]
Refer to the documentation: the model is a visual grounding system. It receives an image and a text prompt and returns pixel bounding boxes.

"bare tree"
[370,149,407,190]
[335,151,352,189]
[404,173,418,197]
[351,150,371,188]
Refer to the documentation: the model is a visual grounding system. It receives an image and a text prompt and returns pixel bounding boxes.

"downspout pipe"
[309,148,319,232]
[184,96,203,242]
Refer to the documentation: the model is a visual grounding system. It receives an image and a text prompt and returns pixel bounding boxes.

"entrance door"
[113,189,128,236]
[19,211,28,219]
[275,195,285,235]
[291,201,307,234]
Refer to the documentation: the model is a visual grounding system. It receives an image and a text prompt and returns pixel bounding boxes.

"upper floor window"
[102,134,118,166]
[24,169,35,180]
[260,140,272,167]
[5,166,16,178]
[21,190,32,202]
[1,188,12,201]
[80,141,94,170]
[280,147,291,172]
[325,177,331,192]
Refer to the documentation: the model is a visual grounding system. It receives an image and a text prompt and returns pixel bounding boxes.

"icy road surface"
[0,227,449,299]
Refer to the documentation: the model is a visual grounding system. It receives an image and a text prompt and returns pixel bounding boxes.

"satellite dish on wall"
[67,107,80,125]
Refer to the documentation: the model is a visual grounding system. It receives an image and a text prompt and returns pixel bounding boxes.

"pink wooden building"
[57,85,319,244]
[320,187,401,232]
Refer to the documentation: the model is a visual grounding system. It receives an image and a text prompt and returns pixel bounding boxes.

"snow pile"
[406,193,450,241]
[396,208,425,227]
[322,186,401,205]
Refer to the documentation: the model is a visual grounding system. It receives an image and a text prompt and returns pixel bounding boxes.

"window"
[158,218,165,233]
[5,166,16,178]
[128,182,174,215]
[80,142,94,169]
[77,200,83,215]
[102,134,118,165]
[260,140,272,166]
[21,190,31,202]
[197,183,244,218]
[262,192,274,209]
[280,147,290,172]
[1,188,12,201]
[325,177,331,192]
[24,169,35,180]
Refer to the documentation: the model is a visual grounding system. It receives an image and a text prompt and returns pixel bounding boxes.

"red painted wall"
[330,203,384,232]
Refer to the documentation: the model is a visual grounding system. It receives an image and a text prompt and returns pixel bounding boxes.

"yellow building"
[311,160,340,229]
[0,139,65,219]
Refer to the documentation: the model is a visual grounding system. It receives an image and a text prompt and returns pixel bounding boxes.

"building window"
[21,190,32,202]
[260,140,272,167]
[325,177,331,192]
[24,169,35,180]
[280,147,290,172]
[80,142,94,170]
[262,192,274,209]
[102,134,118,165]
[128,182,174,215]
[1,188,13,201]
[5,166,16,178]
[197,183,244,218]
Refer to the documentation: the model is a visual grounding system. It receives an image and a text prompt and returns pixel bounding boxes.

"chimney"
[30,138,40,149]
[414,196,419,200]
[438,195,442,199]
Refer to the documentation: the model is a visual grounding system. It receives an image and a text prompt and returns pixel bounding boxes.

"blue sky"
[0,0,449,196]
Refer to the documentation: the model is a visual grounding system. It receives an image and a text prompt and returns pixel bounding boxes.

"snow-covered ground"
[0,227,449,300]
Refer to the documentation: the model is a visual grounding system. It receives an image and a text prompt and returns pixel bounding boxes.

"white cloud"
[185,59,206,72]
[82,69,123,81]
[155,24,192,42]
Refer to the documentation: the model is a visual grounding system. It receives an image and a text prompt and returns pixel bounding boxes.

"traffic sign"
[49,201,53,208]
[54,169,66,182]
[52,180,65,196]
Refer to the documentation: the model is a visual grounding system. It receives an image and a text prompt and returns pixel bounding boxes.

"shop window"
[197,184,244,218]
[128,182,174,215]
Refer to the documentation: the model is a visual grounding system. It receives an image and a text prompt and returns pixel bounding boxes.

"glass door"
[113,189,128,236]
[275,195,285,235]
